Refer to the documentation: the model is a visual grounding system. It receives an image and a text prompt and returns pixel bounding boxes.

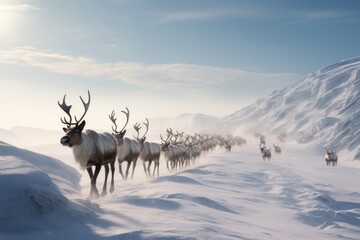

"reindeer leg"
[101,164,109,197]
[131,159,137,180]
[147,160,152,178]
[166,160,171,172]
[152,159,157,177]
[87,167,94,198]
[110,160,115,193]
[91,164,101,199]
[119,161,125,180]
[156,159,160,177]
[143,161,148,177]
[125,161,131,180]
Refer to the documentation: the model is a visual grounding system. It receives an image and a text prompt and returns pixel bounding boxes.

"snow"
[1,135,360,239]
[1,58,360,239]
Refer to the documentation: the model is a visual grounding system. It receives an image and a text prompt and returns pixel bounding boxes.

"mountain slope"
[210,57,360,160]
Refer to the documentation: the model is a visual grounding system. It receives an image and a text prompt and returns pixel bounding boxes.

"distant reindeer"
[109,109,140,180]
[160,130,179,172]
[58,91,117,198]
[187,135,201,165]
[325,146,338,167]
[225,139,232,152]
[134,119,161,177]
[259,143,271,161]
[273,144,281,155]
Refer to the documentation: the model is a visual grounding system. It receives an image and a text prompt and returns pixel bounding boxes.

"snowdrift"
[209,57,360,160]
[0,141,100,237]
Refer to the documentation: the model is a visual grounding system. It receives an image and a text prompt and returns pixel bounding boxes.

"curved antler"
[58,90,90,127]
[142,118,149,138]
[160,131,172,144]
[120,107,130,133]
[133,122,142,140]
[109,107,130,135]
[58,94,73,127]
[74,90,91,124]
[109,110,119,134]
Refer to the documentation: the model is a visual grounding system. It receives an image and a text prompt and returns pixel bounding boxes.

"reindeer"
[58,91,117,199]
[171,130,190,170]
[325,146,338,166]
[109,109,140,180]
[273,144,281,154]
[225,139,232,152]
[160,130,179,172]
[259,143,271,161]
[133,119,161,178]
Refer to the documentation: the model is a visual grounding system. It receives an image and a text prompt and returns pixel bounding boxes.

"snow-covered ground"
[1,136,359,240]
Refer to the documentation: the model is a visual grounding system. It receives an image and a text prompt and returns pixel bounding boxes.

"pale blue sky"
[1,0,360,130]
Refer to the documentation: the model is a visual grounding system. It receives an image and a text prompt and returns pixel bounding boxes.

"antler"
[160,130,172,144]
[120,107,130,133]
[58,90,90,127]
[109,110,119,134]
[133,122,142,140]
[74,90,90,124]
[142,118,149,138]
[58,94,73,127]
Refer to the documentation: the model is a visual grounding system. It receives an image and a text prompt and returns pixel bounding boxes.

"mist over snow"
[209,57,360,162]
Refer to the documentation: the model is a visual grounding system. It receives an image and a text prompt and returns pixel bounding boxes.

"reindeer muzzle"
[60,136,71,147]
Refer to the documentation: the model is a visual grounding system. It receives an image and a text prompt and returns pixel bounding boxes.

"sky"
[1,0,360,130]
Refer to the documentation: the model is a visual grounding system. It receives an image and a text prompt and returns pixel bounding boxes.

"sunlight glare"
[0,2,30,38]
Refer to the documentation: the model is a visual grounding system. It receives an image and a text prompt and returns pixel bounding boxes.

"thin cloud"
[0,47,302,90]
[150,4,356,25]
[2,3,41,12]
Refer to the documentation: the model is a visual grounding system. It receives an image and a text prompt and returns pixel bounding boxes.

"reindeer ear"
[141,137,146,143]
[63,128,68,133]
[120,130,126,138]
[79,120,86,131]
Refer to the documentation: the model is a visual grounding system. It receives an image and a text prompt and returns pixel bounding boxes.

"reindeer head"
[58,91,90,147]
[109,108,129,144]
[160,129,172,151]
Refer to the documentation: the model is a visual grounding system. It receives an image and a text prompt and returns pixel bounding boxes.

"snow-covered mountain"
[209,57,360,160]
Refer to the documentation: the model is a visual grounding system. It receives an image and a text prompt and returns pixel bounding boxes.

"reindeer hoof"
[101,191,107,197]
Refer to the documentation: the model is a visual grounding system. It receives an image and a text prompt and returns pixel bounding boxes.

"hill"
[209,57,360,160]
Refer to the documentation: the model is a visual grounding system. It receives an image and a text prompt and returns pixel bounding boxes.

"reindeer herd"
[58,91,339,198]
[255,132,337,167]
[58,91,245,199]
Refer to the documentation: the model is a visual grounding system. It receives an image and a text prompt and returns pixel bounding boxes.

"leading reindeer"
[58,91,117,199]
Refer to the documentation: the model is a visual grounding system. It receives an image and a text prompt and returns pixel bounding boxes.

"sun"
[0,4,18,38]
[0,2,34,38]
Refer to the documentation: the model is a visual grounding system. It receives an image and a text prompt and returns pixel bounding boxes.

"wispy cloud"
[1,3,40,12]
[151,5,356,25]
[0,47,302,90]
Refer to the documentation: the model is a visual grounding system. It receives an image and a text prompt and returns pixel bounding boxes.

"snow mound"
[0,141,100,237]
[209,57,360,161]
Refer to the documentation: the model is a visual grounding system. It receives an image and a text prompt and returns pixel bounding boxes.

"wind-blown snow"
[209,57,360,162]
[1,138,360,239]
